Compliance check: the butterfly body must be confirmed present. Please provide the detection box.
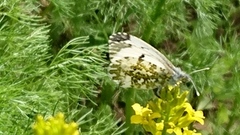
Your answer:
[108,32,198,95]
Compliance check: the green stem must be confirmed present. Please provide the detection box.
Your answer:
[162,89,171,135]
[124,88,136,134]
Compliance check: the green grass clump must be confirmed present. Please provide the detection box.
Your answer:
[1,0,240,134]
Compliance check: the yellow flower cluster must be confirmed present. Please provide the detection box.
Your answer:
[131,84,205,135]
[32,112,80,135]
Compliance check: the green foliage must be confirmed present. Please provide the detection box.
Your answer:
[1,0,240,134]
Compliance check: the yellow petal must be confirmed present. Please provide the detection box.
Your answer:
[156,122,164,130]
[194,111,205,125]
[132,103,143,115]
[150,112,161,119]
[173,127,182,135]
[142,107,152,115]
[131,115,143,124]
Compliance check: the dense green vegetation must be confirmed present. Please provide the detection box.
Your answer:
[1,0,240,134]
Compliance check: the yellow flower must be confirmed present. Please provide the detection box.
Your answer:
[156,122,164,130]
[178,103,205,127]
[130,83,205,135]
[131,103,152,124]
[132,103,152,116]
[183,127,202,135]
[33,112,80,135]
[131,103,162,133]
[193,111,205,125]
[166,122,182,135]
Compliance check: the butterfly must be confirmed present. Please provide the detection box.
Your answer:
[108,32,200,96]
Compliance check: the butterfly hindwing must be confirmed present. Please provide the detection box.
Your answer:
[109,56,171,89]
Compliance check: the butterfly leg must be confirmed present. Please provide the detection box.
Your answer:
[153,86,162,98]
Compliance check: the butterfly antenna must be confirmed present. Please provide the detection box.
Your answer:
[188,67,210,96]
[190,77,200,96]
[189,67,210,75]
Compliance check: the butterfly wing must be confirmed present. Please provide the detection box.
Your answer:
[108,32,181,89]
[108,32,200,96]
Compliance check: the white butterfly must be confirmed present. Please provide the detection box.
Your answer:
[108,32,200,96]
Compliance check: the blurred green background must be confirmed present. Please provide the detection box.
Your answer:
[1,0,240,134]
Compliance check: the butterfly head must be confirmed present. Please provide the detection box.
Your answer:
[172,67,190,82]
[172,67,200,96]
